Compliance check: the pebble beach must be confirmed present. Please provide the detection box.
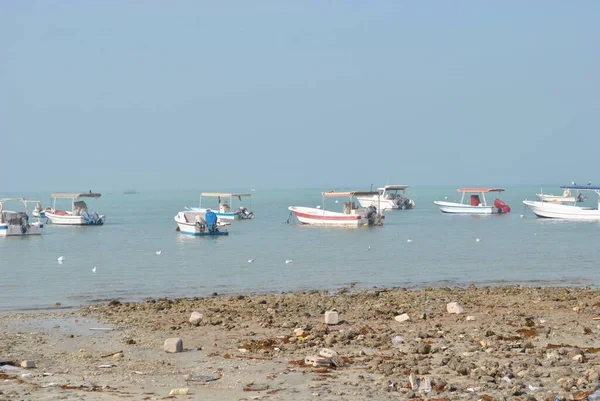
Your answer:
[2,285,600,401]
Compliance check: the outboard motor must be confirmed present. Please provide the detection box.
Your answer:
[396,197,415,210]
[83,211,94,224]
[20,214,29,234]
[364,205,378,226]
[236,207,254,219]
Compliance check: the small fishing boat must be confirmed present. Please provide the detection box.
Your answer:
[39,192,105,225]
[356,185,416,210]
[0,198,44,236]
[174,209,229,236]
[537,187,585,203]
[186,192,253,220]
[524,185,600,221]
[434,188,511,215]
[288,191,384,227]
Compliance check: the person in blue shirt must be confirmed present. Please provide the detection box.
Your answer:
[205,208,218,233]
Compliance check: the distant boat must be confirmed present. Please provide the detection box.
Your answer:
[356,185,416,211]
[524,185,600,221]
[124,190,140,195]
[434,188,511,215]
[40,192,105,225]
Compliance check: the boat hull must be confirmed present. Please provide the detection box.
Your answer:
[45,211,105,225]
[536,194,578,203]
[523,200,600,221]
[434,201,496,215]
[187,207,239,220]
[288,206,364,227]
[0,222,43,236]
[356,196,415,211]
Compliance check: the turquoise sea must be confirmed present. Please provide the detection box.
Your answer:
[1,186,600,312]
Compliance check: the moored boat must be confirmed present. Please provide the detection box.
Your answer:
[434,188,511,215]
[174,209,229,236]
[288,191,384,227]
[356,185,416,211]
[537,188,585,203]
[186,192,253,220]
[0,198,44,236]
[41,193,105,225]
[524,185,600,221]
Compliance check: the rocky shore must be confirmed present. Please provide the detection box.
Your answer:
[2,285,600,400]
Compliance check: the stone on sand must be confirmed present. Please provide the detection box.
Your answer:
[164,337,183,353]
[446,302,465,314]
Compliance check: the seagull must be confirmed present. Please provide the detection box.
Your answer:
[534,233,537,236]
[407,239,413,243]
[367,246,371,251]
[248,258,255,263]
[476,238,481,242]
[155,250,162,255]
[57,256,64,262]
[316,205,321,209]
[335,200,339,203]
[444,196,448,200]
[92,267,97,273]
[572,181,576,185]
[285,259,293,264]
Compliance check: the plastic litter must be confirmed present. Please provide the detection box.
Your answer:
[169,388,190,395]
[391,336,404,344]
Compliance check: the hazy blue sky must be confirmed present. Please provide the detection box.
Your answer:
[1,1,598,191]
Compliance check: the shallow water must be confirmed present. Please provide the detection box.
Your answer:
[1,187,599,311]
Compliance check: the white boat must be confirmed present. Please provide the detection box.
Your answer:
[356,185,415,210]
[40,192,105,225]
[524,185,600,221]
[174,210,229,236]
[0,198,44,236]
[288,191,384,227]
[186,192,253,220]
[434,188,511,215]
[536,188,585,203]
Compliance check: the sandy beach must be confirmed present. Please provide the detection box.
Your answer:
[2,285,600,401]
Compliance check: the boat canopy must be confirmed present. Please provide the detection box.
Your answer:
[51,192,102,199]
[322,191,380,197]
[201,192,251,197]
[560,185,600,191]
[458,188,505,193]
[382,185,409,190]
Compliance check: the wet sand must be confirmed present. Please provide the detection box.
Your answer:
[1,285,600,401]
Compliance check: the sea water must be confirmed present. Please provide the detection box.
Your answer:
[1,187,600,311]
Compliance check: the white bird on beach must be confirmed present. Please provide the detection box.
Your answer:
[57,256,64,262]
[92,266,97,273]
[285,259,293,264]
[248,258,255,263]
[407,239,413,243]
[156,250,162,255]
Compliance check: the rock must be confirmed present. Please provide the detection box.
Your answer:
[572,354,584,363]
[394,313,410,323]
[188,312,203,326]
[163,337,183,353]
[112,353,124,359]
[466,315,475,321]
[417,344,431,355]
[324,311,339,325]
[108,299,120,306]
[20,360,35,369]
[446,302,465,314]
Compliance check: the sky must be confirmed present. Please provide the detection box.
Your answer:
[1,1,599,191]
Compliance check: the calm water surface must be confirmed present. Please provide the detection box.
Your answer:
[1,187,599,311]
